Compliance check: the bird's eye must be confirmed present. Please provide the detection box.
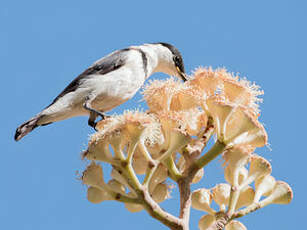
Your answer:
[173,56,180,66]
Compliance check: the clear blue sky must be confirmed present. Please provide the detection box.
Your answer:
[2,0,305,229]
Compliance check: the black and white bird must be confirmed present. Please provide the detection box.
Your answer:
[15,42,186,141]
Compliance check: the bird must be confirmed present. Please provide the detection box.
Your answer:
[14,42,187,141]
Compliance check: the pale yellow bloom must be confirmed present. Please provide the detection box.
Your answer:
[260,181,293,206]
[198,214,216,230]
[254,175,276,202]
[225,220,247,230]
[82,161,105,188]
[236,186,255,209]
[87,186,112,204]
[211,183,231,211]
[191,188,215,215]
[223,145,254,186]
[151,183,169,203]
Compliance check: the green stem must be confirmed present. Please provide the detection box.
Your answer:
[195,141,226,169]
[164,156,182,181]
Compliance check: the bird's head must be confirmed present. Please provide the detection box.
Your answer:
[149,42,187,82]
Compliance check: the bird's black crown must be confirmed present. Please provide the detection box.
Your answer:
[153,42,185,74]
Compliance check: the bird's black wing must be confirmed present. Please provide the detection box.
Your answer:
[49,49,129,105]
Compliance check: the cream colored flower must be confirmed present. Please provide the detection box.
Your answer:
[189,67,223,96]
[85,111,163,161]
[125,202,144,213]
[221,73,263,116]
[110,168,128,187]
[151,183,169,203]
[191,188,215,215]
[254,175,276,202]
[87,186,112,204]
[225,166,248,186]
[82,162,105,188]
[239,155,272,189]
[107,179,126,195]
[149,164,168,194]
[211,183,231,211]
[223,145,254,186]
[198,214,216,230]
[260,181,293,206]
[225,220,247,230]
[132,147,148,175]
[143,78,201,112]
[236,186,255,209]
[206,97,267,147]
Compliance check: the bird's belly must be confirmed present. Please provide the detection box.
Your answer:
[89,71,144,111]
[92,94,131,111]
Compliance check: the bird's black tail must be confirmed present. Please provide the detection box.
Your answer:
[15,116,41,141]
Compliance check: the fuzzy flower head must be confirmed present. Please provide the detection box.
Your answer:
[189,67,263,116]
[84,111,164,161]
[142,78,202,112]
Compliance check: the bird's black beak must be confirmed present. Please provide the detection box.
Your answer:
[176,67,187,82]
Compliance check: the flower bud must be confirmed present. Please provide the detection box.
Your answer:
[254,175,276,202]
[125,202,144,213]
[260,181,293,206]
[198,214,216,230]
[84,138,113,162]
[211,183,231,211]
[223,145,253,186]
[240,155,272,189]
[87,186,111,204]
[225,220,247,230]
[191,188,215,215]
[225,166,248,186]
[236,186,255,209]
[110,168,128,187]
[107,179,126,194]
[133,149,148,175]
[149,164,168,193]
[82,162,105,188]
[151,183,169,203]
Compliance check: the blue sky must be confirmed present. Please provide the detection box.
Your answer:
[2,0,305,229]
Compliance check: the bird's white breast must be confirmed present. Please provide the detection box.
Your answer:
[84,51,146,111]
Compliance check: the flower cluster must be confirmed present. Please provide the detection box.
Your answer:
[80,67,292,230]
